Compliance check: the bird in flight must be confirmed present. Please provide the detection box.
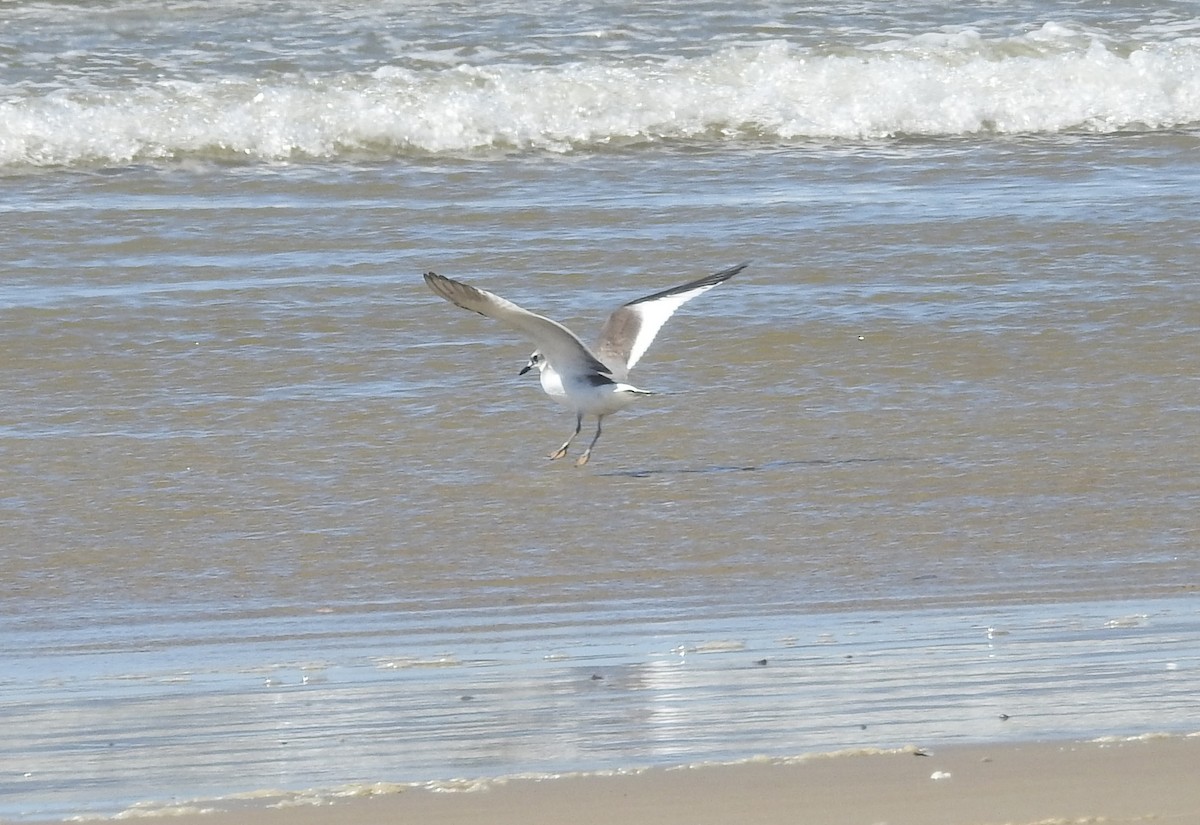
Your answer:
[423,262,746,465]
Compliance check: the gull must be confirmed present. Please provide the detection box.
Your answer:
[423,263,746,465]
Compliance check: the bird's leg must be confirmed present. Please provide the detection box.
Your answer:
[549,413,582,460]
[575,417,604,467]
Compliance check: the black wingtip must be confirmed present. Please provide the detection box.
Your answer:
[423,270,449,296]
[623,262,748,306]
[712,261,750,282]
[670,261,749,290]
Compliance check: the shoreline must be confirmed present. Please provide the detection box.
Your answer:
[35,734,1200,825]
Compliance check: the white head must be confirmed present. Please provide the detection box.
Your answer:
[518,350,547,376]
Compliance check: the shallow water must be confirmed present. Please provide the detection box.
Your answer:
[3,598,1197,819]
[2,0,1199,820]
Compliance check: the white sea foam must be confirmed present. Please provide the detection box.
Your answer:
[1,23,1198,166]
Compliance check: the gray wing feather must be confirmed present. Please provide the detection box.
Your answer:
[595,262,747,378]
[424,272,612,377]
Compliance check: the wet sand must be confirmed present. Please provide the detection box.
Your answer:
[5,36,1198,820]
[75,736,1199,825]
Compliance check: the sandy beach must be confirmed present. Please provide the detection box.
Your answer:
[63,735,1196,825]
[6,3,1199,823]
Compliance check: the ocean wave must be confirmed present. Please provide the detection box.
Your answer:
[2,24,1198,166]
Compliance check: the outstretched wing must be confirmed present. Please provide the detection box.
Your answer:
[594,262,747,379]
[424,272,612,377]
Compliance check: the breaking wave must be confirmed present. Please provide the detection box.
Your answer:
[3,23,1199,166]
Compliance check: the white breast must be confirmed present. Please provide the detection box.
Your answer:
[538,364,571,405]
